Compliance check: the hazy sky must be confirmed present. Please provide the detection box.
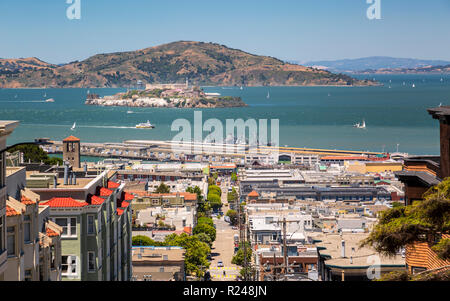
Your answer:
[1,0,449,64]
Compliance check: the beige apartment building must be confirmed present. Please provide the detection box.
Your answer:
[0,121,20,281]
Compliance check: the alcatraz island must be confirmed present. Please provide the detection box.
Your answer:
[85,82,248,109]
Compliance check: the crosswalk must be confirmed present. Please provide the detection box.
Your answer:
[210,267,238,271]
[212,274,237,279]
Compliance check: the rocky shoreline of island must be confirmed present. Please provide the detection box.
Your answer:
[84,85,248,108]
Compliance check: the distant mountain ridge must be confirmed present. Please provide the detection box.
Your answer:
[304,56,450,73]
[357,64,450,74]
[0,41,376,88]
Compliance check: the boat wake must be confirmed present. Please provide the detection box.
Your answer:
[23,124,137,129]
[1,100,47,103]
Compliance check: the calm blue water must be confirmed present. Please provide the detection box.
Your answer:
[1,74,449,155]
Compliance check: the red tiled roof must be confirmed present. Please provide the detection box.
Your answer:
[183,226,192,234]
[21,196,36,205]
[121,201,130,208]
[108,181,120,189]
[91,195,105,205]
[63,135,80,142]
[41,197,89,208]
[117,208,124,216]
[123,192,135,201]
[46,228,60,237]
[100,187,113,197]
[6,205,21,217]
[248,190,259,197]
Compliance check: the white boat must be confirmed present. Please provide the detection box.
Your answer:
[45,98,55,103]
[127,111,134,114]
[240,86,243,90]
[44,92,47,97]
[136,120,155,129]
[267,91,270,99]
[412,83,416,88]
[71,122,76,131]
[353,120,366,129]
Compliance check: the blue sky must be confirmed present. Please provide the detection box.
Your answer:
[0,0,449,64]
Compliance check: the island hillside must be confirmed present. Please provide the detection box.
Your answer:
[0,41,377,88]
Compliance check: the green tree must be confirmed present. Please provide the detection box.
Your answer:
[231,172,238,182]
[8,144,63,165]
[193,223,217,242]
[132,235,165,246]
[361,178,450,264]
[164,233,211,277]
[232,242,252,266]
[226,210,239,226]
[197,217,214,228]
[208,185,222,196]
[392,202,404,208]
[208,193,222,210]
[227,188,238,203]
[156,182,170,193]
[195,233,213,248]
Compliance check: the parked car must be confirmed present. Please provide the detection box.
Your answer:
[217,260,224,267]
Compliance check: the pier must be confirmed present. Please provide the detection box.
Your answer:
[41,139,386,163]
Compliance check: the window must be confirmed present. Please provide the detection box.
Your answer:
[54,217,77,237]
[98,247,102,267]
[24,269,32,281]
[7,226,15,256]
[50,246,55,269]
[159,267,165,273]
[87,215,95,235]
[24,214,31,243]
[0,216,4,252]
[62,255,78,276]
[97,212,102,233]
[88,251,96,272]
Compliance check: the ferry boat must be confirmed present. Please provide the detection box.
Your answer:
[136,120,155,129]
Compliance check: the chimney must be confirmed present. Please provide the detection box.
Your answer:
[341,240,346,258]
[53,175,58,188]
[64,163,69,185]
[73,173,77,185]
[84,162,88,173]
[428,107,450,178]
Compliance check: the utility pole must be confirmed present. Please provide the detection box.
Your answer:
[270,218,304,280]
[282,218,287,275]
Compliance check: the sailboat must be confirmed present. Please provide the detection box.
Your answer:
[360,119,366,129]
[267,91,270,99]
[240,86,243,90]
[71,122,76,131]
[353,119,366,129]
[412,83,416,88]
[44,92,47,98]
